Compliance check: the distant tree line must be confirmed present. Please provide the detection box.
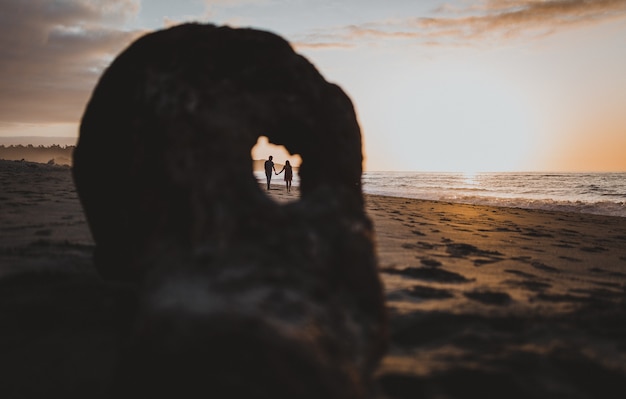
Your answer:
[0,145,75,166]
[0,145,300,170]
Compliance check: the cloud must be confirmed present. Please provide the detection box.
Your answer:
[0,0,143,125]
[291,22,425,51]
[296,0,626,49]
[344,24,423,40]
[291,41,355,50]
[413,0,626,42]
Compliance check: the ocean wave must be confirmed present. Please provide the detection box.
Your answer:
[364,190,626,218]
[361,171,626,217]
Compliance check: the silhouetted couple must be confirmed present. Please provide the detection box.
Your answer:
[264,155,293,193]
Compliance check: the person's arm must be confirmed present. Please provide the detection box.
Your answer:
[276,166,284,175]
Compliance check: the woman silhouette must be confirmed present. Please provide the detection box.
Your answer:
[276,160,293,193]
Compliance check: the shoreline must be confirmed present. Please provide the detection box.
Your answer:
[3,158,623,217]
[365,191,626,219]
[362,170,626,219]
[366,192,626,220]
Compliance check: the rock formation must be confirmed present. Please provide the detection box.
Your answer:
[73,23,387,398]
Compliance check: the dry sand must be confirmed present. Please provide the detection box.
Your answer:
[1,159,625,398]
[366,194,626,398]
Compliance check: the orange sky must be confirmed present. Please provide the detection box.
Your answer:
[1,0,625,172]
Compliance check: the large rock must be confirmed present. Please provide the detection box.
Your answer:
[73,23,387,398]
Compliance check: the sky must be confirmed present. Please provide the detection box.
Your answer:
[1,0,625,172]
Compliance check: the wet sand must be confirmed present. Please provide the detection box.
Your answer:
[1,159,625,398]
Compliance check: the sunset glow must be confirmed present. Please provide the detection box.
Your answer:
[251,136,302,168]
[1,0,625,172]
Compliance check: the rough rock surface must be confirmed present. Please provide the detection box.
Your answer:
[73,23,387,398]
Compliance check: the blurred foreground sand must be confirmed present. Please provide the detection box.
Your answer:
[1,159,625,398]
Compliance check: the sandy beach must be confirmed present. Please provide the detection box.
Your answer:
[1,159,625,398]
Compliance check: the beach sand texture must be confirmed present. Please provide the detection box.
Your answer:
[1,159,626,398]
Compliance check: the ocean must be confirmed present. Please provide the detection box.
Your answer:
[258,171,626,218]
[362,172,626,218]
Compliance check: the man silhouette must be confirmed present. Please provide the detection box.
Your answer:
[264,155,277,190]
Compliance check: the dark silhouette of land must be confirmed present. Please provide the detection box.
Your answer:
[0,144,74,165]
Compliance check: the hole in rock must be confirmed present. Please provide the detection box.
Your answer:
[251,136,302,202]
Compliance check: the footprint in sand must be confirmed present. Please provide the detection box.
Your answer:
[417,241,437,249]
[589,267,607,273]
[504,269,538,279]
[463,290,512,306]
[382,266,473,284]
[530,261,560,273]
[558,255,582,262]
[472,258,501,267]
[445,243,504,266]
[569,287,623,300]
[402,242,439,251]
[521,228,553,238]
[579,246,608,253]
[419,258,442,267]
[533,292,588,303]
[405,285,454,300]
[592,281,623,289]
[504,279,552,292]
[553,242,575,248]
[445,243,498,257]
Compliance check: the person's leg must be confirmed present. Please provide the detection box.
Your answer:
[266,173,271,190]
